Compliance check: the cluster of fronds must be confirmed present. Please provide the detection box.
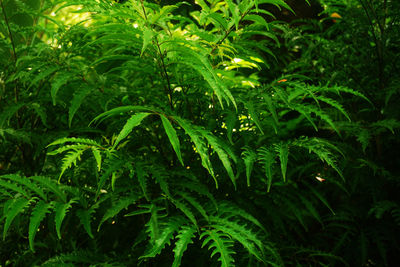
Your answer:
[1,0,399,266]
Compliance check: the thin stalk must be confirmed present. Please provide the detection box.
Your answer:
[1,0,17,63]
[155,37,173,110]
[359,0,384,91]
[210,9,250,55]
[140,0,173,109]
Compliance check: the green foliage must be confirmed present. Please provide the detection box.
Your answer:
[0,0,399,266]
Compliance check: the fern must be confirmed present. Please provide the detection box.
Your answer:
[76,208,95,238]
[59,149,86,181]
[3,197,33,240]
[112,112,152,149]
[201,229,236,267]
[29,200,53,252]
[1,0,398,265]
[54,199,76,239]
[257,146,276,192]
[242,146,257,186]
[160,114,184,166]
[141,217,183,259]
[172,226,197,267]
[98,194,139,231]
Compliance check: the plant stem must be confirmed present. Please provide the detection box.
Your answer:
[1,0,17,63]
[140,0,173,109]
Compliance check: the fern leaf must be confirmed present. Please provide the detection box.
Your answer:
[54,199,76,239]
[51,71,75,105]
[174,117,217,187]
[225,110,237,144]
[211,218,265,262]
[275,142,289,182]
[172,226,197,267]
[245,101,264,134]
[68,84,93,127]
[59,149,86,182]
[3,197,33,240]
[303,182,335,215]
[95,159,124,199]
[47,137,101,147]
[242,146,257,187]
[30,65,59,88]
[160,115,184,166]
[29,200,53,252]
[200,130,236,189]
[89,105,151,126]
[29,103,49,127]
[141,217,183,258]
[293,137,343,179]
[316,95,351,121]
[112,112,151,149]
[136,163,150,201]
[30,176,67,203]
[201,229,235,267]
[47,144,89,156]
[178,191,209,221]
[180,181,218,210]
[1,174,46,200]
[262,93,279,132]
[98,195,139,231]
[217,202,266,232]
[76,208,95,238]
[141,27,154,56]
[148,204,160,242]
[0,180,30,198]
[91,147,102,172]
[257,147,275,192]
[170,198,198,228]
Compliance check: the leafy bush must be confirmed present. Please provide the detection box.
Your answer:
[0,0,399,266]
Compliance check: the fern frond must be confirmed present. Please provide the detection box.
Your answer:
[174,116,217,187]
[0,174,46,200]
[201,229,236,267]
[51,71,76,105]
[170,198,198,228]
[29,200,53,252]
[91,147,102,171]
[178,191,209,221]
[292,137,343,179]
[172,225,197,267]
[180,181,218,210]
[54,199,76,239]
[200,130,237,189]
[211,217,265,263]
[136,163,150,201]
[68,84,93,127]
[217,202,266,232]
[160,114,184,166]
[274,142,289,182]
[76,208,95,238]
[89,105,152,126]
[112,112,152,149]
[98,195,139,231]
[141,217,183,259]
[47,137,101,148]
[59,149,87,181]
[30,176,67,203]
[257,147,276,192]
[242,146,257,186]
[3,197,34,240]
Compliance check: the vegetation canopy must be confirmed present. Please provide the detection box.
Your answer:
[0,0,399,266]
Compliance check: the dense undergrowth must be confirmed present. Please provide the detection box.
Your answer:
[0,0,399,266]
